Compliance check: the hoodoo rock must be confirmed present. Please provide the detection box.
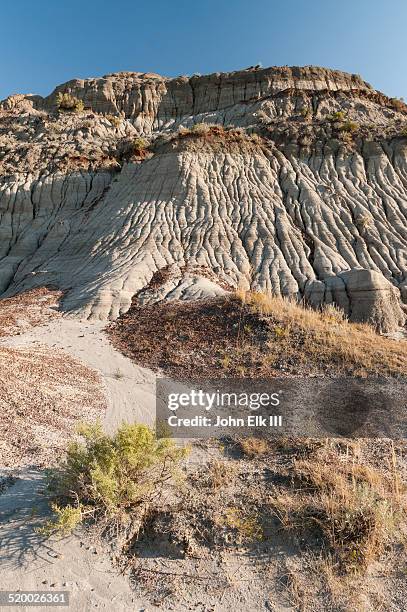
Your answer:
[0,66,406,331]
[308,269,406,333]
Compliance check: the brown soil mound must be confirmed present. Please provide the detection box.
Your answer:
[108,293,407,379]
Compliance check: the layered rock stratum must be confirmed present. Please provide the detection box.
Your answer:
[1,65,407,331]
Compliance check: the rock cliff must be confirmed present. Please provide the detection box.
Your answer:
[0,65,406,331]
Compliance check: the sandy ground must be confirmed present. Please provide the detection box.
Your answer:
[3,316,404,611]
[0,318,157,611]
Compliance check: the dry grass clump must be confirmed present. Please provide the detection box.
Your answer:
[239,436,270,457]
[272,441,405,573]
[105,113,122,128]
[205,459,237,489]
[320,302,347,323]
[237,290,406,377]
[190,122,213,135]
[56,92,84,113]
[216,506,263,543]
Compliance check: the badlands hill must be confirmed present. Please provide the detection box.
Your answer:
[0,65,407,331]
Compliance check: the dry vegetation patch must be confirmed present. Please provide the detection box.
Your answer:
[140,438,406,610]
[0,287,106,467]
[272,442,405,572]
[0,345,105,467]
[154,123,266,154]
[108,292,406,379]
[44,433,406,610]
[0,287,62,337]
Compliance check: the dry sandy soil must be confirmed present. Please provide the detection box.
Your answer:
[0,291,156,611]
[0,290,406,611]
[0,289,106,467]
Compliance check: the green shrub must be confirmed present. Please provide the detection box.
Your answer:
[328,111,346,122]
[42,422,187,536]
[105,114,122,128]
[39,504,83,536]
[339,120,358,133]
[56,92,84,113]
[133,137,147,153]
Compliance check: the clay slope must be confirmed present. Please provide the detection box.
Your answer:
[0,66,406,330]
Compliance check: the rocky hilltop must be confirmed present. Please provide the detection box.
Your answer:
[0,65,406,331]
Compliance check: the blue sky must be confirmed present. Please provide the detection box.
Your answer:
[1,0,406,100]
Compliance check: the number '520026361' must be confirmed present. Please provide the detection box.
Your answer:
[0,591,69,606]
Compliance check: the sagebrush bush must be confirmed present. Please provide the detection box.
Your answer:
[42,422,187,536]
[338,120,358,133]
[327,111,346,122]
[40,504,83,535]
[133,137,147,153]
[56,92,84,113]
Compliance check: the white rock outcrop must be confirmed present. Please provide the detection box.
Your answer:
[0,66,406,331]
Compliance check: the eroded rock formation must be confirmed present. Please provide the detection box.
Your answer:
[0,66,406,331]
